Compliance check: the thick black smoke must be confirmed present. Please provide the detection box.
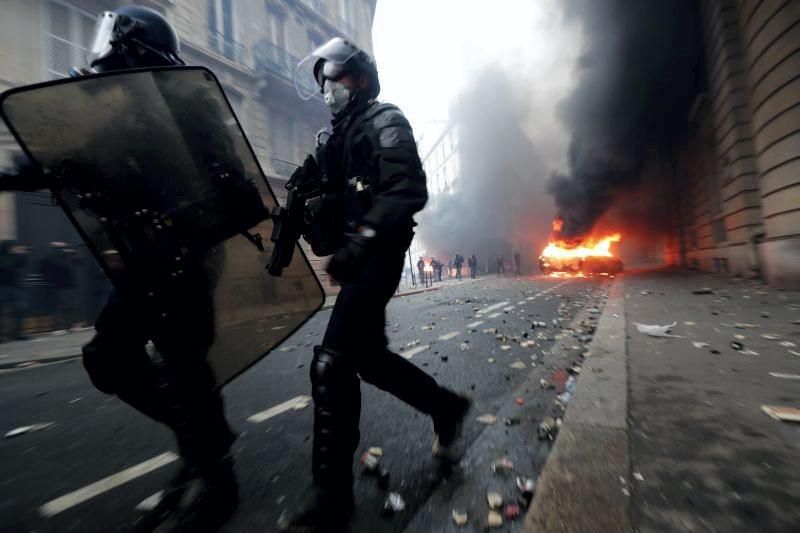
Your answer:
[550,0,704,239]
[416,67,551,268]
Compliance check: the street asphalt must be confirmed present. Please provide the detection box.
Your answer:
[0,274,606,533]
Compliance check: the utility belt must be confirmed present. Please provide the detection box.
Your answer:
[302,176,374,256]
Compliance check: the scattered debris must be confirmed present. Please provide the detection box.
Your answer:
[692,341,710,349]
[779,341,797,348]
[515,397,524,406]
[633,472,644,481]
[730,341,744,351]
[501,345,512,351]
[368,447,383,457]
[361,451,379,473]
[492,458,514,476]
[640,290,652,295]
[486,492,503,509]
[383,493,406,514]
[693,288,715,295]
[761,405,800,423]
[509,361,526,369]
[452,509,468,527]
[734,322,758,329]
[483,328,498,334]
[531,321,547,328]
[504,417,521,426]
[710,349,721,354]
[459,342,470,351]
[760,311,771,318]
[634,322,679,338]
[684,321,696,326]
[538,417,559,440]
[477,414,497,425]
[405,339,420,348]
[504,503,521,520]
[487,510,503,528]
[761,333,781,340]
[4,422,55,438]
[557,376,577,404]
[516,477,536,500]
[487,358,495,363]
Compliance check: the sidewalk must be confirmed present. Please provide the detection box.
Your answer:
[526,269,800,532]
[0,276,468,369]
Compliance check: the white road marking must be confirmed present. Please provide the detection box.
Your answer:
[476,301,510,315]
[488,312,502,318]
[768,372,800,380]
[247,395,312,423]
[401,344,430,359]
[39,452,179,517]
[439,331,460,341]
[466,320,485,329]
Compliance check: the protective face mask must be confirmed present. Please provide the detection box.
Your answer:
[323,79,351,114]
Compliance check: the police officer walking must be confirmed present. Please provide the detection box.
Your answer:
[13,6,239,530]
[284,38,472,531]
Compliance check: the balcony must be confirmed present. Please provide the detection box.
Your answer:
[254,40,299,83]
[208,28,246,65]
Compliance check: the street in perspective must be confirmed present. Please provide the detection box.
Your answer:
[1,1,799,532]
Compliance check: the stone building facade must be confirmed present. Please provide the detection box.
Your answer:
[682,0,800,288]
[0,0,376,299]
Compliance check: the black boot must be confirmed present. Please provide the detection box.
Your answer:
[153,456,239,533]
[278,486,355,533]
[431,393,472,475]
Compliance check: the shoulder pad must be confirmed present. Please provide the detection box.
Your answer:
[360,102,414,149]
[365,102,410,131]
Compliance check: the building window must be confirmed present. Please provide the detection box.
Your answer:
[43,1,95,80]
[208,0,239,61]
[270,12,288,51]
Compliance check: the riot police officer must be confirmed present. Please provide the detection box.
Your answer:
[39,6,237,530]
[283,38,472,531]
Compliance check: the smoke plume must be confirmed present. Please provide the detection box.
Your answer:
[549,0,704,239]
[416,67,552,267]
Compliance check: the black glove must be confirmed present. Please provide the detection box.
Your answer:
[326,230,373,283]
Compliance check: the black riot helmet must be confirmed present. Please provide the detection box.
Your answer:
[88,5,184,72]
[294,37,380,101]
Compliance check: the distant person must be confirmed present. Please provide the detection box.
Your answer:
[0,240,31,341]
[40,242,78,332]
[470,254,478,278]
[453,252,464,280]
[497,255,505,276]
[514,251,522,275]
[417,256,425,285]
[446,259,453,279]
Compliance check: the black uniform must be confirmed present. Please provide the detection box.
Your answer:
[307,99,467,494]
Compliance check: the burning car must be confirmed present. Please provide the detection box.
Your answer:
[539,220,623,275]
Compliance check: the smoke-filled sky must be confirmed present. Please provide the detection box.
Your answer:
[373,0,582,174]
[372,0,703,266]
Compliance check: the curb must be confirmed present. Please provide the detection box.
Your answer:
[0,353,82,370]
[524,276,632,532]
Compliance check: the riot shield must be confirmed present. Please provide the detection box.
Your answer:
[0,66,324,386]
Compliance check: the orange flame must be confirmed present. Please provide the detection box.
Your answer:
[541,233,621,259]
[552,219,564,233]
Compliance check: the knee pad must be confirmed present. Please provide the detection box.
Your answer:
[81,338,120,394]
[310,345,357,400]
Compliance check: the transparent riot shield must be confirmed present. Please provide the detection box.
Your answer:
[0,67,324,386]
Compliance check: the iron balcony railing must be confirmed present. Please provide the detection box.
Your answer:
[254,39,299,82]
[208,28,246,64]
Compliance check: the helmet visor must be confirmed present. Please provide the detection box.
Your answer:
[294,37,358,100]
[87,12,117,66]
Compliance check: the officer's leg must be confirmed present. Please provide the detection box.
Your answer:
[309,345,361,490]
[152,304,238,527]
[82,292,175,426]
[329,255,470,446]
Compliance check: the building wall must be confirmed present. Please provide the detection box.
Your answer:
[685,0,800,287]
[736,0,800,288]
[0,0,376,296]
